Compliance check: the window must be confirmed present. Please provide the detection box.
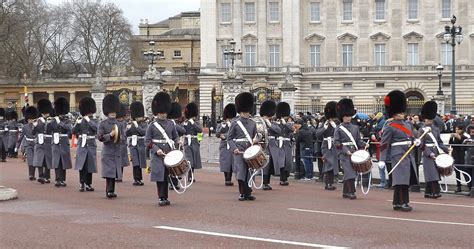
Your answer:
[173,50,182,58]
[376,82,385,88]
[407,43,419,65]
[220,3,231,23]
[374,44,386,66]
[244,2,256,22]
[441,43,452,65]
[342,44,353,67]
[221,45,230,68]
[442,82,451,88]
[442,0,451,19]
[244,45,257,66]
[269,45,280,67]
[408,0,418,19]
[342,0,352,21]
[269,2,279,22]
[375,0,385,20]
[311,83,321,90]
[310,45,321,67]
[310,2,321,22]
[343,83,353,89]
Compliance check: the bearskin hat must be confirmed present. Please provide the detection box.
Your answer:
[0,108,4,117]
[79,97,96,116]
[235,92,254,113]
[152,91,172,115]
[168,102,182,120]
[130,101,144,120]
[9,110,18,120]
[102,94,120,116]
[54,97,69,115]
[24,106,38,121]
[324,101,338,119]
[223,104,236,120]
[276,102,291,119]
[185,102,199,119]
[117,104,127,119]
[336,98,355,119]
[259,100,276,117]
[421,100,438,120]
[37,99,53,115]
[384,90,407,118]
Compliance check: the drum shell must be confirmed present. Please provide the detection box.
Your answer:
[435,154,454,177]
[164,151,189,177]
[244,146,268,170]
[350,150,373,174]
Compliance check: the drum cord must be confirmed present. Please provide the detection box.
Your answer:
[248,168,264,189]
[355,172,372,195]
[440,177,449,193]
[453,166,472,184]
[169,162,194,195]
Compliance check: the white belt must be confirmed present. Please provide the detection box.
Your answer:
[81,135,96,139]
[43,134,52,138]
[25,137,35,142]
[342,142,355,146]
[234,138,249,143]
[59,134,69,137]
[9,130,18,133]
[268,136,291,148]
[391,141,412,146]
[185,135,198,146]
[324,137,333,149]
[425,143,437,148]
[152,139,169,144]
[128,136,145,139]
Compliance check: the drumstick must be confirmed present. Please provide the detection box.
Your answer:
[389,127,431,175]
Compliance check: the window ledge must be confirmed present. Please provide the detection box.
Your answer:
[341,20,354,24]
[172,56,182,59]
[220,22,232,26]
[407,19,419,24]
[441,18,451,22]
[309,21,321,24]
[268,21,280,24]
[244,21,256,25]
[374,20,386,24]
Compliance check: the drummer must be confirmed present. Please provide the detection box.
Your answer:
[260,100,281,191]
[227,92,258,201]
[334,98,367,200]
[379,90,419,211]
[167,102,186,190]
[419,101,449,199]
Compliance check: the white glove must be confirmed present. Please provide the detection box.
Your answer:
[330,120,336,128]
[281,119,286,125]
[84,116,90,122]
[378,161,386,170]
[132,121,138,128]
[14,147,17,153]
[323,121,329,129]
[265,119,271,127]
[226,121,231,127]
[189,119,195,125]
[4,127,8,132]
[126,124,132,130]
[33,121,38,127]
[76,118,82,125]
[54,117,60,124]
[414,138,421,147]
[39,117,45,123]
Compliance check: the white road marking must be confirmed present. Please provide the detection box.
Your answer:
[289,208,474,227]
[386,200,474,208]
[154,225,347,248]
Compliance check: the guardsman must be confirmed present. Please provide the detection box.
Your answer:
[18,106,38,180]
[145,92,178,206]
[126,102,147,186]
[420,101,449,199]
[216,104,236,186]
[316,101,339,190]
[167,102,185,190]
[0,108,6,162]
[7,110,19,158]
[116,104,129,182]
[73,97,98,192]
[98,94,122,198]
[334,98,366,200]
[33,99,53,184]
[379,90,419,211]
[260,100,282,190]
[275,102,294,186]
[227,92,257,201]
[183,102,202,182]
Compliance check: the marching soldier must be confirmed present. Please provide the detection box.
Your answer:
[73,97,98,192]
[98,94,122,198]
[420,101,449,199]
[216,103,236,186]
[167,102,185,190]
[18,106,38,180]
[126,102,147,186]
[7,110,19,158]
[33,99,53,184]
[334,98,366,200]
[116,104,129,182]
[316,101,339,190]
[0,108,6,162]
[145,92,178,206]
[49,97,73,187]
[276,102,294,186]
[379,90,419,211]
[183,102,202,182]
[260,100,282,190]
[227,92,257,201]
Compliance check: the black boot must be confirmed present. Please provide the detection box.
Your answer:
[79,183,85,192]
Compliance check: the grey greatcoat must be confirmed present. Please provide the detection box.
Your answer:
[182,120,202,169]
[7,120,20,149]
[72,118,98,173]
[419,124,449,182]
[263,121,283,175]
[118,121,130,168]
[380,120,418,186]
[216,121,234,173]
[98,118,122,178]
[316,121,339,175]
[279,122,295,173]
[334,122,366,181]
[0,119,6,154]
[33,117,53,168]
[126,121,147,168]
[17,123,35,166]
[227,116,257,181]
[145,118,178,182]
[48,117,73,169]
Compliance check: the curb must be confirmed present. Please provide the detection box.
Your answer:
[0,186,18,201]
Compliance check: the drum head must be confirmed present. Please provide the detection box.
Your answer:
[243,145,261,159]
[164,150,184,166]
[435,154,454,168]
[351,150,370,164]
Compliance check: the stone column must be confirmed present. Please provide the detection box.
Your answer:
[279,83,297,114]
[188,89,195,103]
[47,91,54,102]
[142,79,164,117]
[222,78,246,108]
[68,91,76,110]
[434,94,446,115]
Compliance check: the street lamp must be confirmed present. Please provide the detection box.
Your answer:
[436,63,444,96]
[442,15,463,114]
[223,40,242,70]
[143,40,163,67]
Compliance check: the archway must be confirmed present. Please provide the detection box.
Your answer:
[405,90,425,115]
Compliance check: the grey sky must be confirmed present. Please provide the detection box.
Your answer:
[46,0,201,34]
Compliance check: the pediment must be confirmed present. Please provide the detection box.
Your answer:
[370,32,391,41]
[337,32,358,41]
[403,31,424,40]
[242,33,258,40]
[304,33,326,41]
[435,31,447,39]
[470,33,474,38]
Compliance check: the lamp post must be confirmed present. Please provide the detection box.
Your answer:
[442,15,463,114]
[436,63,444,96]
[143,40,163,68]
[223,40,242,73]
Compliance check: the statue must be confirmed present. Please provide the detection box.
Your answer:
[143,64,161,80]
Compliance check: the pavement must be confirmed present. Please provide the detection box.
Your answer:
[1,156,473,249]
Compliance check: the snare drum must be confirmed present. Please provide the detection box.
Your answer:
[435,154,454,177]
[164,150,189,177]
[243,145,268,170]
[350,150,373,174]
